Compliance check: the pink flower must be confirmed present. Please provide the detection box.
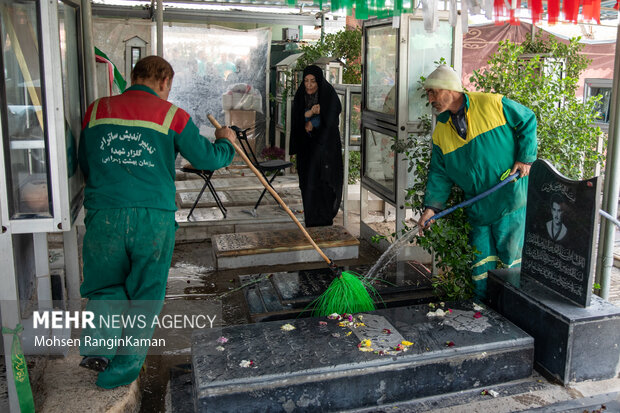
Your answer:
[473,312,482,319]
[319,321,327,326]
[216,336,228,344]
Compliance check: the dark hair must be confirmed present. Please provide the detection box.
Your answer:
[131,55,175,84]
[550,192,564,207]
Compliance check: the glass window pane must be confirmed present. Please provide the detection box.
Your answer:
[590,86,611,123]
[58,1,83,215]
[350,93,361,146]
[131,46,140,69]
[365,25,397,114]
[364,128,395,192]
[1,2,51,218]
[407,20,453,121]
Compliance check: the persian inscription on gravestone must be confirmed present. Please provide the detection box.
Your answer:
[521,160,600,307]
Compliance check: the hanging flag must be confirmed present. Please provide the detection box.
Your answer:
[547,0,560,24]
[563,0,580,23]
[94,47,127,95]
[529,0,543,23]
[582,0,601,23]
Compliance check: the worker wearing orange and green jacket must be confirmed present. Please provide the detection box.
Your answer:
[78,55,236,389]
[418,65,537,299]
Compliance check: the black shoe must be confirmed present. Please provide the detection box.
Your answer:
[79,356,110,372]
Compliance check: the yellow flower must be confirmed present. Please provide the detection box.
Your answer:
[401,341,413,346]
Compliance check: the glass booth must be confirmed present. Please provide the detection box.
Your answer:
[0,0,85,234]
[361,12,462,241]
[334,83,361,227]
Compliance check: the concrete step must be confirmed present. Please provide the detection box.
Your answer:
[190,300,534,412]
[211,225,359,270]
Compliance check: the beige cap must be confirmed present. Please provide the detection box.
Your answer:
[424,64,463,92]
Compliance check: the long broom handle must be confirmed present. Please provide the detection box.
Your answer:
[207,114,333,266]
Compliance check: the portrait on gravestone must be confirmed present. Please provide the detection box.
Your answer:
[545,192,569,244]
[521,160,600,307]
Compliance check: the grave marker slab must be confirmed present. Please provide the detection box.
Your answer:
[521,159,600,307]
[192,302,533,412]
[212,225,359,269]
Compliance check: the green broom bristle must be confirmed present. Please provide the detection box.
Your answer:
[310,271,379,317]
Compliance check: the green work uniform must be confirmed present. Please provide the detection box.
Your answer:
[424,92,537,298]
[78,85,235,388]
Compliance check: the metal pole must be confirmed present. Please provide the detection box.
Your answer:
[595,21,620,300]
[81,0,97,103]
[156,0,164,57]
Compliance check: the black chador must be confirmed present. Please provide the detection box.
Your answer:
[290,65,344,227]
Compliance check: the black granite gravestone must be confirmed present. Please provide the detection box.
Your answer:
[487,159,620,385]
[191,302,533,412]
[521,159,600,307]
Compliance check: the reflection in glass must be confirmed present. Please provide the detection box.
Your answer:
[131,47,141,69]
[165,24,270,155]
[58,1,83,217]
[407,20,453,120]
[364,128,395,192]
[590,86,611,123]
[1,2,51,218]
[365,25,397,114]
[350,93,361,146]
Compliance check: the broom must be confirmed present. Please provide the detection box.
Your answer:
[207,114,377,316]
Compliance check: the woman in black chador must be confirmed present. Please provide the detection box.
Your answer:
[290,65,343,227]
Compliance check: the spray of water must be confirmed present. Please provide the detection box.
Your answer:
[363,225,420,281]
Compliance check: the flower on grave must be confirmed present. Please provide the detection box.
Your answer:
[473,303,484,312]
[358,339,372,348]
[327,313,341,320]
[338,321,348,327]
[281,323,296,331]
[445,341,455,347]
[394,344,403,351]
[319,321,328,326]
[239,360,255,368]
[354,322,365,328]
[345,331,352,337]
[216,336,228,344]
[401,341,413,347]
[473,312,482,319]
[428,302,436,309]
[447,309,453,314]
[382,328,392,335]
[440,302,445,307]
[215,346,225,352]
[359,346,374,352]
[332,333,341,338]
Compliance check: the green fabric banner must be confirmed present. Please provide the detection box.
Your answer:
[2,324,35,413]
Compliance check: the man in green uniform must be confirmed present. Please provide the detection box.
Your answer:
[78,55,236,388]
[418,65,537,299]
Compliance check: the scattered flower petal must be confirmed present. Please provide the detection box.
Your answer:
[473,312,482,319]
[215,346,225,352]
[319,321,328,326]
[332,333,341,338]
[382,328,392,335]
[345,331,352,337]
[358,339,372,348]
[216,336,228,344]
[354,322,365,328]
[445,341,455,347]
[473,303,484,312]
[481,390,489,396]
[338,321,348,327]
[281,323,296,331]
[327,313,340,320]
[239,360,255,368]
[447,309,453,314]
[429,303,436,309]
[401,341,413,347]
[359,347,374,352]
